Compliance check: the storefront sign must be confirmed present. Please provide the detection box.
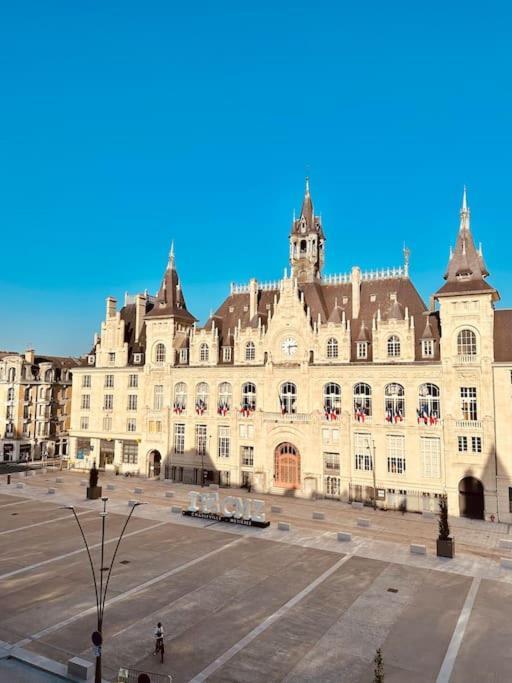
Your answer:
[182,491,269,528]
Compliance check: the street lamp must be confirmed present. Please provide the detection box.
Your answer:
[62,498,145,683]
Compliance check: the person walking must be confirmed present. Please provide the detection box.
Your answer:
[153,622,164,663]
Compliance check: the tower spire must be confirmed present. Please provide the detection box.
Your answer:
[168,240,175,270]
[459,186,470,232]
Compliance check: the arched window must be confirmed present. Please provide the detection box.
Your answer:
[326,338,338,359]
[354,383,372,420]
[457,329,477,356]
[387,335,401,357]
[323,383,341,419]
[7,388,14,401]
[173,382,187,413]
[300,239,307,254]
[418,383,441,424]
[280,382,297,414]
[7,368,16,383]
[44,369,53,382]
[40,387,47,399]
[24,386,30,401]
[195,382,209,414]
[218,382,232,415]
[155,343,166,364]
[199,343,209,362]
[385,383,405,422]
[245,341,256,361]
[241,382,256,413]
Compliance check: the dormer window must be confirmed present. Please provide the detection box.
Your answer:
[356,342,368,359]
[108,352,116,365]
[456,271,471,281]
[387,335,401,358]
[370,295,376,303]
[179,348,189,364]
[222,347,232,362]
[87,355,95,366]
[422,339,434,358]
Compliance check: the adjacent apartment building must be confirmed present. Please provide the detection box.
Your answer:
[68,182,512,522]
[0,350,80,461]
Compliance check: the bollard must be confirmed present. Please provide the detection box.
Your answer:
[337,532,352,542]
[56,477,64,483]
[277,521,290,531]
[500,557,512,570]
[312,512,325,520]
[499,539,512,550]
[271,505,282,513]
[16,482,24,489]
[128,500,137,507]
[107,484,115,491]
[410,544,427,555]
[165,491,174,498]
[134,487,144,494]
[171,506,182,513]
[357,518,370,527]
[48,488,56,494]
[351,501,364,510]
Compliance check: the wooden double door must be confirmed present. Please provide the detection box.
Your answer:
[274,442,300,489]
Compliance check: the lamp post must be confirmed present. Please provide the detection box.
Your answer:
[62,498,145,683]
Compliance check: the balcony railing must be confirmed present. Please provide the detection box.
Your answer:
[263,412,311,423]
[456,419,482,429]
[455,354,479,364]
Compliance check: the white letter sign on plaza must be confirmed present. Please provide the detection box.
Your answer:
[183,491,269,528]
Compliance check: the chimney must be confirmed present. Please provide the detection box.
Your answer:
[351,266,361,319]
[25,348,35,364]
[249,278,258,319]
[106,297,117,319]
[135,294,146,343]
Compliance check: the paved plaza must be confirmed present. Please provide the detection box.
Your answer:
[0,471,512,682]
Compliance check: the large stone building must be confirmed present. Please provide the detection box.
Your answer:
[68,182,512,521]
[0,350,79,462]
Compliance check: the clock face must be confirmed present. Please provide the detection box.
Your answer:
[282,336,298,357]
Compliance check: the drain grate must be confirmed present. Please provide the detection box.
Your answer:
[387,588,398,593]
[120,560,130,565]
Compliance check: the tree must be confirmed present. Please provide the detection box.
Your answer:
[374,648,384,682]
[438,494,450,540]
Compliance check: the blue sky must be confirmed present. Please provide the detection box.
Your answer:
[1,1,511,355]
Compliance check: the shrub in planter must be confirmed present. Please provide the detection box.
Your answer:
[87,462,102,500]
[436,494,454,558]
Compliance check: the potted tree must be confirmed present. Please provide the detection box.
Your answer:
[374,648,384,682]
[86,462,102,500]
[436,494,454,558]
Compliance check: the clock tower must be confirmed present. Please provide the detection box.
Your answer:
[289,178,325,283]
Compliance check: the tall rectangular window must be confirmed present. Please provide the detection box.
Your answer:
[128,374,138,388]
[421,437,441,479]
[218,426,230,458]
[354,433,373,470]
[105,374,114,388]
[241,445,254,466]
[387,435,406,474]
[460,387,478,420]
[82,375,91,388]
[471,436,482,453]
[80,394,90,410]
[102,416,112,431]
[127,395,138,411]
[80,416,89,430]
[108,352,116,365]
[195,424,207,456]
[458,436,468,452]
[153,385,164,411]
[323,452,340,472]
[103,394,114,410]
[127,418,137,432]
[422,339,434,358]
[356,342,368,360]
[122,441,138,464]
[174,424,185,454]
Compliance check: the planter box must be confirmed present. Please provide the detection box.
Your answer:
[436,538,455,558]
[86,486,102,500]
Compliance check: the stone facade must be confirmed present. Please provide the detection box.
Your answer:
[0,349,79,461]
[68,183,512,522]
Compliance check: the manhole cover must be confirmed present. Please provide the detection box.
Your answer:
[387,588,398,593]
[120,560,130,565]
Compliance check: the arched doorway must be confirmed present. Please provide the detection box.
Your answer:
[274,443,300,489]
[148,450,162,478]
[459,477,484,519]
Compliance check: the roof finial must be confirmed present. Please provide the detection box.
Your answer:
[403,243,410,276]
[459,186,470,232]
[168,240,175,269]
[305,176,310,195]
